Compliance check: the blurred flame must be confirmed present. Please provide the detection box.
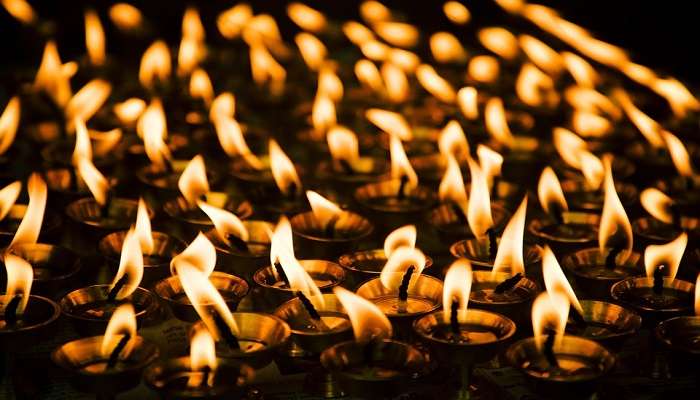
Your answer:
[188,325,218,387]
[384,225,416,257]
[493,197,528,276]
[182,7,205,41]
[2,254,33,315]
[467,157,493,239]
[306,190,343,228]
[380,62,409,103]
[438,120,469,160]
[109,3,142,31]
[110,227,144,300]
[477,145,504,189]
[640,188,674,224]
[72,117,92,164]
[355,59,384,93]
[114,98,146,126]
[269,139,301,197]
[443,1,470,25]
[366,108,411,140]
[579,151,604,189]
[515,63,558,107]
[360,1,391,24]
[10,173,47,247]
[171,233,217,277]
[178,155,210,206]
[213,116,257,163]
[287,2,326,33]
[295,33,327,71]
[85,10,106,66]
[189,69,214,106]
[571,111,611,138]
[135,198,153,255]
[561,52,599,88]
[327,125,360,166]
[416,64,456,103]
[478,27,518,60]
[210,92,235,123]
[0,181,21,221]
[34,41,73,107]
[318,65,344,102]
[343,21,375,45]
[333,286,392,343]
[430,32,467,63]
[564,87,621,120]
[374,21,419,48]
[270,216,294,267]
[644,233,687,280]
[65,79,112,131]
[442,259,472,324]
[388,48,420,72]
[0,97,21,155]
[553,127,586,169]
[311,93,336,140]
[537,167,568,216]
[217,4,252,39]
[468,55,500,84]
[457,87,479,120]
[613,89,665,149]
[101,304,137,360]
[360,40,390,61]
[518,35,563,76]
[484,97,515,147]
[178,37,203,77]
[380,246,426,291]
[389,134,418,190]
[1,0,36,24]
[531,292,569,351]
[249,43,286,95]
[76,157,109,206]
[599,156,633,263]
[139,41,171,89]
[542,245,582,314]
[198,200,249,245]
[438,155,468,218]
[663,131,695,178]
[138,99,172,170]
[651,78,700,119]
[494,0,525,13]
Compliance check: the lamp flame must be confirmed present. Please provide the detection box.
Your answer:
[467,157,493,239]
[416,64,456,103]
[561,52,599,88]
[327,125,360,167]
[109,3,142,32]
[518,35,563,76]
[516,63,558,107]
[663,131,695,178]
[542,245,582,314]
[644,233,687,281]
[599,156,633,263]
[135,198,154,255]
[189,69,214,107]
[373,21,419,48]
[343,21,375,45]
[295,33,327,71]
[383,225,416,257]
[439,155,469,218]
[564,87,620,120]
[0,181,21,221]
[287,2,326,33]
[457,87,479,120]
[640,188,674,224]
[318,65,344,102]
[138,99,172,171]
[76,157,109,206]
[613,89,665,149]
[198,200,249,246]
[188,325,218,387]
[114,98,146,126]
[438,120,469,160]
[1,0,36,24]
[269,139,301,197]
[139,41,171,89]
[0,97,20,155]
[34,41,73,107]
[110,227,144,300]
[430,32,467,63]
[478,27,518,60]
[210,92,235,123]
[493,197,528,276]
[468,55,500,84]
[306,190,343,228]
[311,93,336,140]
[389,134,418,191]
[579,151,604,190]
[379,247,426,291]
[571,111,612,138]
[178,155,210,206]
[85,9,106,66]
[537,167,568,216]
[333,286,392,343]
[217,4,251,39]
[484,97,515,147]
[213,116,263,170]
[101,304,137,360]
[380,62,409,103]
[443,1,470,25]
[651,78,700,119]
[10,173,47,248]
[531,291,569,351]
[553,127,586,170]
[171,233,217,277]
[355,59,383,93]
[65,79,112,132]
[477,145,504,189]
[442,259,473,324]
[360,1,391,24]
[3,254,33,315]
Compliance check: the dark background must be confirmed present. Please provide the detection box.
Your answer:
[1,0,697,97]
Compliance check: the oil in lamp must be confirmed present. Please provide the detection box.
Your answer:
[174,263,290,370]
[99,198,185,287]
[338,224,434,289]
[321,286,429,399]
[611,233,695,324]
[562,157,643,298]
[414,259,517,399]
[634,187,699,249]
[155,233,249,321]
[61,228,159,335]
[354,133,436,236]
[144,323,255,399]
[528,166,599,254]
[1,175,60,245]
[199,201,274,282]
[253,216,345,310]
[1,253,61,350]
[52,303,159,397]
[290,190,374,259]
[355,245,442,337]
[505,292,615,398]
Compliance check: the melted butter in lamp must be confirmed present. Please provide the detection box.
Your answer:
[372,295,435,315]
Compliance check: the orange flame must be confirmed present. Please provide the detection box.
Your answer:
[76,157,109,206]
[198,200,249,245]
[295,33,327,71]
[85,9,106,66]
[360,40,390,61]
[135,198,154,255]
[695,274,700,316]
[484,97,515,147]
[287,2,326,33]
[542,245,582,314]
[318,65,344,102]
[0,97,21,155]
[34,41,73,107]
[388,48,420,72]
[171,232,217,277]
[518,35,563,76]
[373,21,419,48]
[515,63,558,107]
[109,227,144,300]
[210,92,235,123]
[640,188,674,224]
[467,157,493,239]
[613,89,665,149]
[213,115,263,169]
[333,286,392,343]
[438,155,468,218]
[442,259,473,323]
[10,173,47,247]
[477,145,504,189]
[269,139,302,197]
[311,93,336,140]
[493,197,528,276]
[138,99,172,170]
[389,134,418,190]
[564,87,621,120]
[249,43,286,96]
[416,64,456,103]
[0,181,21,221]
[109,3,143,31]
[443,1,471,25]
[1,0,36,24]
[644,233,687,280]
[101,304,137,360]
[65,79,112,132]
[355,59,384,93]
[531,291,569,351]
[383,225,416,257]
[366,108,411,140]
[178,155,210,206]
[651,78,700,119]
[537,167,568,216]
[182,7,205,41]
[561,52,599,88]
[327,126,360,166]
[270,216,295,267]
[139,41,171,89]
[380,62,409,103]
[599,156,633,263]
[430,32,467,63]
[189,69,214,107]
[552,127,586,170]
[571,111,612,138]
[360,1,391,24]
[342,21,375,45]
[217,3,252,39]
[72,117,92,165]
[579,151,604,190]
[468,55,500,84]
[178,37,202,77]
[457,87,479,120]
[663,131,695,178]
[114,98,146,126]
[477,27,519,60]
[379,246,426,291]
[306,190,343,228]
[438,120,469,160]
[2,254,33,315]
[188,325,218,387]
